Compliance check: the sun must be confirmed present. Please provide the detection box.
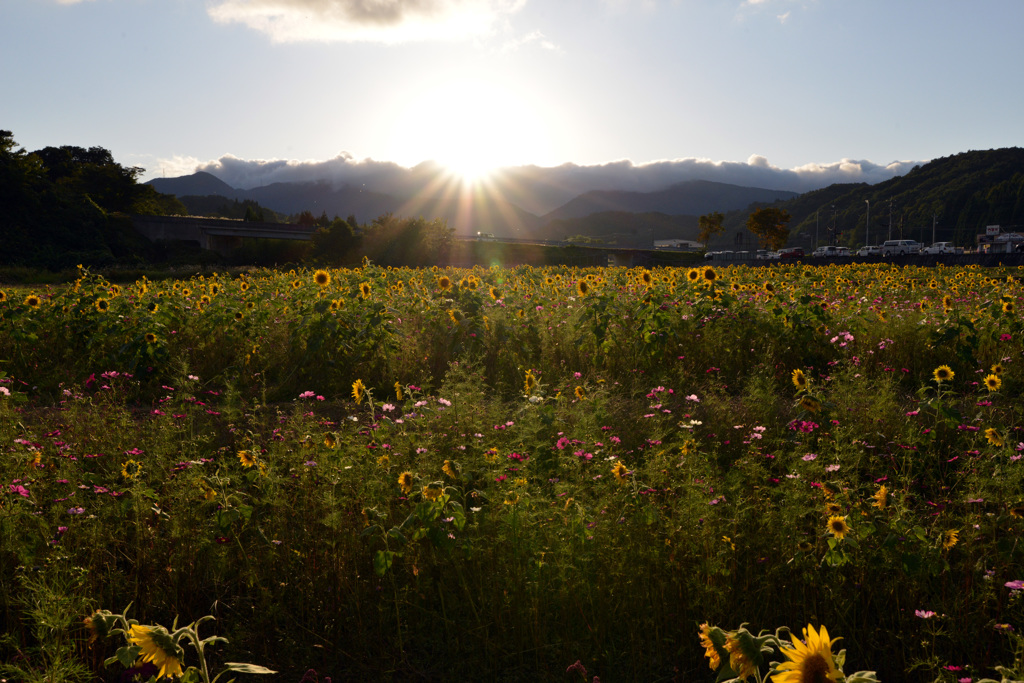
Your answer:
[388,75,549,184]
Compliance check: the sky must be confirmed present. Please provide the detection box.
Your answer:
[4,0,1024,195]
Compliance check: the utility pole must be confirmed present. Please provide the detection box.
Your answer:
[865,200,870,247]
[888,199,892,241]
[932,214,938,245]
[815,210,819,248]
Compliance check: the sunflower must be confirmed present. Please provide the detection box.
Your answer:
[352,379,366,404]
[314,269,331,287]
[1003,301,1014,314]
[611,461,629,484]
[24,294,42,309]
[680,439,697,456]
[984,374,1002,392]
[437,275,452,291]
[524,370,536,395]
[209,283,220,296]
[686,268,701,283]
[146,301,159,313]
[991,363,1004,375]
[238,450,257,468]
[933,365,954,383]
[442,460,457,479]
[773,624,841,683]
[121,459,142,480]
[128,625,184,680]
[394,382,404,401]
[490,286,501,300]
[826,515,849,540]
[234,311,244,321]
[576,280,589,297]
[872,485,888,510]
[702,267,717,283]
[943,529,959,550]
[825,502,842,516]
[398,471,414,495]
[641,270,653,286]
[698,623,722,671]
[942,295,953,311]
[324,433,336,448]
[291,279,302,289]
[359,282,372,299]
[0,290,7,302]
[799,396,822,414]
[95,298,110,312]
[1009,503,1024,519]
[574,386,586,400]
[422,484,443,501]
[240,281,250,292]
[725,635,758,681]
[791,369,808,391]
[144,332,158,344]
[984,428,1004,447]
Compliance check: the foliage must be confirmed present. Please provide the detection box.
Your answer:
[698,210,726,246]
[746,206,792,249]
[0,260,1023,681]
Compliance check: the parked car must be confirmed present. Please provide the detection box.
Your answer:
[778,247,804,259]
[881,239,922,256]
[857,245,881,257]
[836,247,851,257]
[922,242,962,255]
[811,245,849,258]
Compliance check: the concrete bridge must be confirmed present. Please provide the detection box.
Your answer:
[131,215,317,256]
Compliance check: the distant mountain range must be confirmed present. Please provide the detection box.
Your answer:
[147,171,797,244]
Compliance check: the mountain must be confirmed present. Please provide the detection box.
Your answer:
[542,180,798,222]
[713,148,1024,249]
[148,171,239,199]
[148,171,797,240]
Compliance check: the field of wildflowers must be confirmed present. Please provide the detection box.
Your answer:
[1,260,1023,682]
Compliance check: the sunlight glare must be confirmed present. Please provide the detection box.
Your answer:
[389,77,548,184]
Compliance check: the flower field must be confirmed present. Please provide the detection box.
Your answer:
[1,261,1023,682]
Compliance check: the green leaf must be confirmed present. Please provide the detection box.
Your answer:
[114,644,142,668]
[373,549,395,577]
[223,662,278,674]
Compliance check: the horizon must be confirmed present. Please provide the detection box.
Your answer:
[4,0,1023,192]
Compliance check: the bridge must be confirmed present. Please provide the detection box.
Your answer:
[131,215,317,256]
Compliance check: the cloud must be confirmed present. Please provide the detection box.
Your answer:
[501,29,560,53]
[207,0,526,43]
[169,152,922,214]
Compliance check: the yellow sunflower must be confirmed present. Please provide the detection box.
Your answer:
[984,428,1004,447]
[121,459,142,480]
[725,635,758,681]
[314,269,331,287]
[872,485,888,510]
[95,298,110,312]
[799,396,822,414]
[524,370,536,395]
[128,625,184,680]
[144,332,158,344]
[933,365,954,383]
[773,624,841,683]
[791,369,808,391]
[826,515,849,540]
[574,386,586,400]
[576,280,589,297]
[359,282,372,299]
[698,623,722,671]
[352,378,366,404]
[943,529,959,550]
[398,471,414,495]
[24,294,42,309]
[991,363,1004,375]
[238,450,257,468]
[984,374,1002,392]
[422,484,443,501]
[611,461,629,484]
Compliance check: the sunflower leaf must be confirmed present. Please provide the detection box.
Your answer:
[223,662,278,674]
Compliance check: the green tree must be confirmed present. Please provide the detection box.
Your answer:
[746,207,792,250]
[697,211,725,246]
[311,217,359,263]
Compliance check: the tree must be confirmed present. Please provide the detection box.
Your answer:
[697,211,725,246]
[311,217,358,263]
[746,207,792,250]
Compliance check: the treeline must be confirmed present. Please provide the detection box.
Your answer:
[0,129,454,271]
[0,130,188,269]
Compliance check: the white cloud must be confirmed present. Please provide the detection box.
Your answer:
[176,152,922,214]
[207,0,527,43]
[777,10,790,23]
[501,29,560,53]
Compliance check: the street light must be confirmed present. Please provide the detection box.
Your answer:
[864,200,870,248]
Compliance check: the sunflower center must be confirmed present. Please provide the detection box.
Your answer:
[799,653,833,683]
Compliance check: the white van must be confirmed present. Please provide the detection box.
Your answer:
[881,239,922,256]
